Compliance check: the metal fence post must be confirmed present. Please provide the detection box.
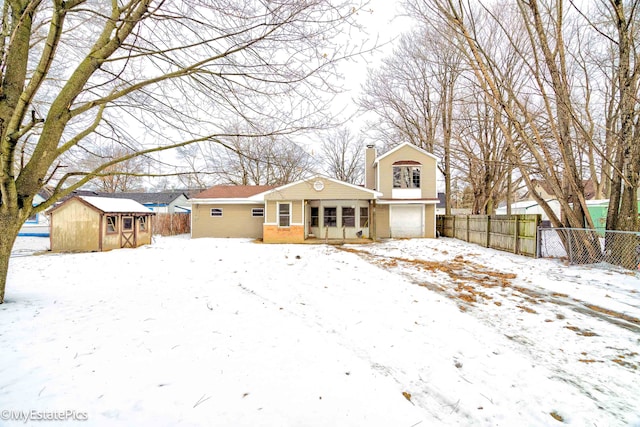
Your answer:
[567,229,574,264]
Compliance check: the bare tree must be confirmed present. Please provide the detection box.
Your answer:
[358,25,461,213]
[211,131,314,186]
[0,0,369,303]
[600,0,640,234]
[405,1,592,225]
[359,30,440,152]
[453,89,512,214]
[77,143,148,192]
[174,144,214,190]
[318,127,364,184]
[404,0,640,264]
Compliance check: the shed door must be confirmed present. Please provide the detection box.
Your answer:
[390,205,423,238]
[121,216,136,248]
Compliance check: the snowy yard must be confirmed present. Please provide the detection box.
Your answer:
[2,235,639,426]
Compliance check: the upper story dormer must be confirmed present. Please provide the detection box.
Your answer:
[364,142,438,200]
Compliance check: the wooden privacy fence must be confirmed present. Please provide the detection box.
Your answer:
[436,214,541,257]
[153,213,191,236]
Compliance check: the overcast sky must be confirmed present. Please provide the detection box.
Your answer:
[332,0,413,121]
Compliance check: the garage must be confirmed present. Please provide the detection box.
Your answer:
[390,205,424,238]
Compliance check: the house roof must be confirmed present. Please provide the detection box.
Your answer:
[257,175,383,199]
[37,186,55,200]
[191,185,277,199]
[375,142,439,164]
[77,196,153,214]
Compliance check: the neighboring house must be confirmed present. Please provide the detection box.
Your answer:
[19,187,54,237]
[434,192,472,215]
[495,200,561,222]
[99,191,190,213]
[521,179,596,202]
[436,192,446,214]
[190,142,439,242]
[48,196,155,252]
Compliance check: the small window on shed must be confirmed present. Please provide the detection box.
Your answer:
[122,216,134,231]
[211,208,223,217]
[138,216,148,232]
[106,216,118,233]
[252,208,264,217]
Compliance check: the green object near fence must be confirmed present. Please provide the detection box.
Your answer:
[583,200,640,236]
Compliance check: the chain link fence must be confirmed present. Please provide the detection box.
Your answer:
[538,227,640,270]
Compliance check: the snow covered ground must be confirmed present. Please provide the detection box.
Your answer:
[1,235,639,426]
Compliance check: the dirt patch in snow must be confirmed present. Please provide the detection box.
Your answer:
[338,246,640,334]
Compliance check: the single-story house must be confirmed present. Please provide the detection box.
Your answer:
[48,196,155,252]
[190,142,440,243]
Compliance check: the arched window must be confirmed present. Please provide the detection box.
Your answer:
[392,161,421,189]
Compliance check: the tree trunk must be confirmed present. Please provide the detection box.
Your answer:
[0,213,22,304]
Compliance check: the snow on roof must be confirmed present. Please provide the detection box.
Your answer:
[79,196,152,214]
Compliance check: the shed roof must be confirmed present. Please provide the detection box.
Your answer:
[79,196,153,214]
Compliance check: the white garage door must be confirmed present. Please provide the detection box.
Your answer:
[390,205,423,238]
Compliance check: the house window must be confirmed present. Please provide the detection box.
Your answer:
[278,203,291,227]
[252,208,264,217]
[211,208,223,217]
[360,207,369,227]
[138,216,148,232]
[342,207,355,227]
[106,216,118,234]
[393,166,421,189]
[26,213,38,223]
[310,207,319,227]
[324,207,337,227]
[122,216,134,231]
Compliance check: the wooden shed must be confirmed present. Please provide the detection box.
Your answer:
[49,196,155,252]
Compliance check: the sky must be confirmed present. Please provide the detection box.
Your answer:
[331,0,413,122]
[3,235,639,426]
